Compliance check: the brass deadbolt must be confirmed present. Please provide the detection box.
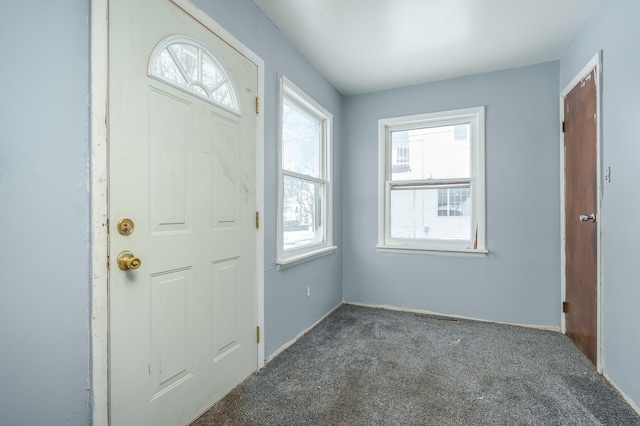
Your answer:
[117,251,142,271]
[117,218,135,235]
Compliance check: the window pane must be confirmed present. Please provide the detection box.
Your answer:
[391,124,470,181]
[212,83,235,108]
[283,176,325,250]
[190,84,208,97]
[390,186,471,241]
[156,49,186,85]
[170,43,198,82]
[282,98,321,178]
[202,55,224,88]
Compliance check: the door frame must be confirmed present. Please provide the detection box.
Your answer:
[90,1,266,424]
[559,51,602,372]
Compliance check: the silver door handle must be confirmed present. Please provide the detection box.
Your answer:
[579,214,596,222]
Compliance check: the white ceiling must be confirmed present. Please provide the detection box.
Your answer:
[252,0,599,95]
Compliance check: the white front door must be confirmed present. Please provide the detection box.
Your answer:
[108,0,258,424]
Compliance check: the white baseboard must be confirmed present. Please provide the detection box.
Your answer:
[344,301,561,333]
[265,302,343,363]
[603,372,640,417]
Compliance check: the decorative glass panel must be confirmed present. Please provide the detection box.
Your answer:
[149,36,240,113]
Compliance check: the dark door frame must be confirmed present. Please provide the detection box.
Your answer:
[560,51,603,372]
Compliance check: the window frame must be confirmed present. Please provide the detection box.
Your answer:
[277,75,336,268]
[377,107,487,255]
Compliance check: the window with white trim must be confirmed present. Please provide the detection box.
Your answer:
[277,75,335,267]
[378,107,486,254]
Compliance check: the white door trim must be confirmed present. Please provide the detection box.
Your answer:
[90,1,265,424]
[559,51,603,373]
[90,0,109,423]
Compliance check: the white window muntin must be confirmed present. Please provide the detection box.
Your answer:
[277,75,335,266]
[378,107,486,253]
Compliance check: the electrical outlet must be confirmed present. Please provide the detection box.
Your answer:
[306,286,311,298]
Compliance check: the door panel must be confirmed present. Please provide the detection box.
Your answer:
[212,258,241,360]
[564,69,598,365]
[149,89,193,233]
[150,268,193,396]
[213,115,241,226]
[108,0,258,424]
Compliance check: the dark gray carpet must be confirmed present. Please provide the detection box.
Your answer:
[193,304,640,425]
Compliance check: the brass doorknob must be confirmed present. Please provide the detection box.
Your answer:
[117,251,142,271]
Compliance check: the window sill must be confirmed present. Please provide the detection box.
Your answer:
[376,245,488,257]
[276,245,338,270]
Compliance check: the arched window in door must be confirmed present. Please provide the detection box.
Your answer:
[149,36,240,113]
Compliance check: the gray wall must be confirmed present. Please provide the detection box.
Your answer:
[560,0,640,409]
[0,1,92,425]
[342,62,562,327]
[0,0,343,424]
[4,0,638,423]
[191,0,344,357]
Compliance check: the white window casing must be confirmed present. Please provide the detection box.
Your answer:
[277,75,336,268]
[377,107,487,255]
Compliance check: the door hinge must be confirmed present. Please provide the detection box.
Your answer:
[256,211,260,229]
[562,121,566,133]
[562,301,569,313]
[256,326,260,343]
[255,96,260,114]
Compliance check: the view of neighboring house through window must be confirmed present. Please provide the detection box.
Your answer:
[392,140,410,173]
[277,75,335,266]
[378,107,486,253]
[438,187,471,217]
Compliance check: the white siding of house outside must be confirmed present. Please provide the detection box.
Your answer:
[390,125,471,241]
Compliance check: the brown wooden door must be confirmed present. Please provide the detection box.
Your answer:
[564,69,598,365]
